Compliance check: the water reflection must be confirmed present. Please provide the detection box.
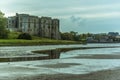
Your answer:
[0,49,61,62]
[0,46,120,62]
[49,49,61,59]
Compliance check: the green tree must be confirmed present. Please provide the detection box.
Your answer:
[0,11,8,39]
[61,31,80,41]
[61,32,73,40]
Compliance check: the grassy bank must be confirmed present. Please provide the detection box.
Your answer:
[0,32,83,46]
[0,39,82,46]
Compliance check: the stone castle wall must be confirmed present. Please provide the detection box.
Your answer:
[7,13,61,40]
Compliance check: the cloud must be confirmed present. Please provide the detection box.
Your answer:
[2,0,120,18]
[60,15,120,33]
[77,12,120,18]
[1,0,120,33]
[70,16,85,26]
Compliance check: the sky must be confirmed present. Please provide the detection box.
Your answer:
[0,0,120,33]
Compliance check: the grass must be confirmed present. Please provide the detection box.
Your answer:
[0,39,81,46]
[8,31,21,39]
[0,32,82,46]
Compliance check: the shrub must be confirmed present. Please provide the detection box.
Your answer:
[17,33,32,40]
[0,30,9,39]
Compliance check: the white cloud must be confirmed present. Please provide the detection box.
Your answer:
[1,0,120,33]
[71,3,120,11]
[1,0,120,20]
[75,12,120,18]
[12,3,120,19]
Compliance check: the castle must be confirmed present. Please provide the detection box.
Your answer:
[7,13,61,40]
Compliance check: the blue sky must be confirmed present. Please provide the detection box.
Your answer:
[1,0,120,33]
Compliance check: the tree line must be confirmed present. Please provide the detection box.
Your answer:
[61,31,88,42]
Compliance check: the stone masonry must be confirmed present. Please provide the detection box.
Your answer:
[7,13,61,40]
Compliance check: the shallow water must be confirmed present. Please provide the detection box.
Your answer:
[0,43,119,56]
[0,44,120,79]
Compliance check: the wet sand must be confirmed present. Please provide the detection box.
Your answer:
[1,45,120,80]
[11,53,120,80]
[39,63,80,68]
[12,68,120,80]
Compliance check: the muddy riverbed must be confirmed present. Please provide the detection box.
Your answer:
[0,44,120,80]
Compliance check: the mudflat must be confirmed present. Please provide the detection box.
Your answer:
[11,68,120,80]
[12,53,120,80]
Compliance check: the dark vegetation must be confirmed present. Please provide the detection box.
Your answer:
[17,33,32,40]
[0,11,9,39]
[61,31,88,43]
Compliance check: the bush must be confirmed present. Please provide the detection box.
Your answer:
[0,30,9,39]
[17,33,32,40]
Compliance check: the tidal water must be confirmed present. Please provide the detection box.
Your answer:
[0,43,120,79]
[0,43,119,57]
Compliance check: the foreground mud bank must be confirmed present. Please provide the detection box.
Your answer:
[0,44,120,80]
[6,68,120,80]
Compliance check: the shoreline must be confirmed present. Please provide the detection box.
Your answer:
[0,39,120,46]
[0,39,82,46]
[0,42,120,47]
